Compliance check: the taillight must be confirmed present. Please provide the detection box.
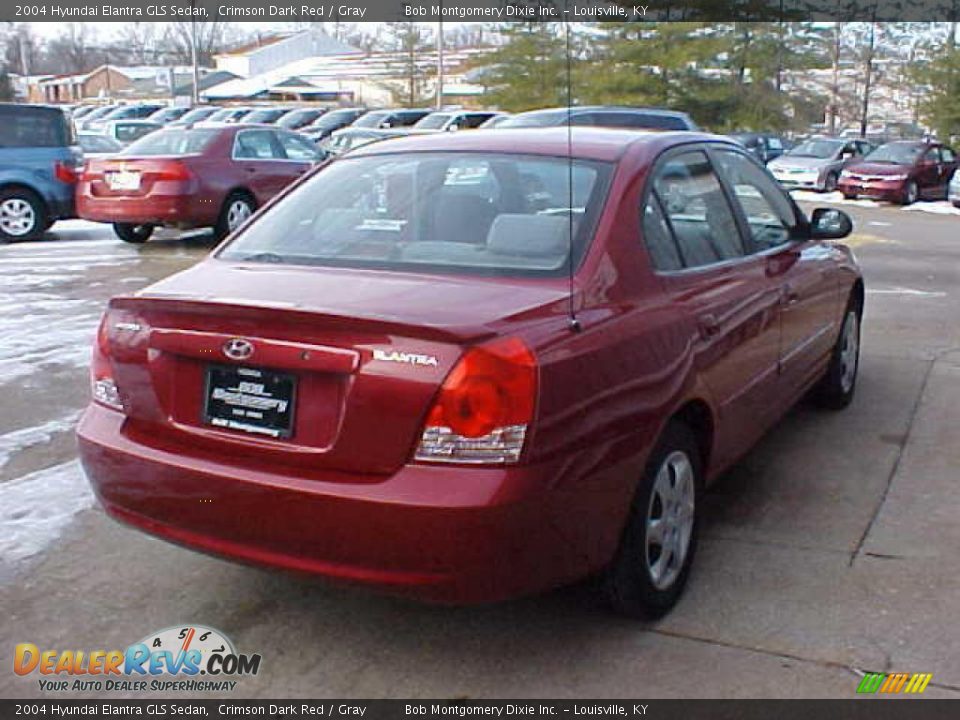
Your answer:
[54,161,79,184]
[153,161,192,182]
[90,309,144,412]
[415,337,537,464]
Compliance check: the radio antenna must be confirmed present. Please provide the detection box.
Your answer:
[564,8,581,333]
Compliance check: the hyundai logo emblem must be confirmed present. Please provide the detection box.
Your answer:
[223,338,254,361]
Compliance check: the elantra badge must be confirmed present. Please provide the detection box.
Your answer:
[223,338,255,361]
[373,349,438,367]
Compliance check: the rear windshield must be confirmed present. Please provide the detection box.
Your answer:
[219,151,612,277]
[121,128,219,156]
[0,106,73,148]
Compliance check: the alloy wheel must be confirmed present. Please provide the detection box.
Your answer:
[645,450,696,590]
[0,198,37,237]
[839,311,859,394]
[226,199,253,232]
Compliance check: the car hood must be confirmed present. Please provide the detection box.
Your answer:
[769,156,832,170]
[845,162,911,176]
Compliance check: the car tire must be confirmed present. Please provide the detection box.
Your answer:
[953,201,960,209]
[214,192,256,240]
[842,192,857,200]
[814,295,862,410]
[113,223,155,244]
[603,421,701,619]
[0,187,47,241]
[824,172,839,193]
[901,180,918,206]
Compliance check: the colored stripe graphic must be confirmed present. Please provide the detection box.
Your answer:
[904,674,933,694]
[857,672,932,694]
[857,673,886,693]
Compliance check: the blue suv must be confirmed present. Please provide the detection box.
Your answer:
[0,104,82,240]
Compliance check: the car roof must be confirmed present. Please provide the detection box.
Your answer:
[347,126,724,162]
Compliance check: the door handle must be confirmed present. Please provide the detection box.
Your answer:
[697,313,721,339]
[782,284,800,305]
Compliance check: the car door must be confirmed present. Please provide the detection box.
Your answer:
[916,146,943,198]
[231,128,290,204]
[941,147,959,196]
[711,147,842,404]
[643,148,783,469]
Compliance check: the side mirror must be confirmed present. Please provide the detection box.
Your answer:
[810,208,853,240]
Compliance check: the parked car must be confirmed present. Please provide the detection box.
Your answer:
[78,128,862,617]
[205,107,255,124]
[242,107,296,125]
[168,106,221,127]
[768,137,874,192]
[0,104,82,240]
[728,132,791,165]
[76,124,324,243]
[352,108,432,129]
[950,167,960,208]
[276,107,327,130]
[321,128,407,156]
[71,105,100,121]
[496,106,699,131]
[77,132,123,158]
[479,113,513,129]
[76,105,119,131]
[411,110,503,132]
[147,106,196,125]
[84,104,165,132]
[299,108,366,142]
[838,141,959,204]
[101,120,163,146]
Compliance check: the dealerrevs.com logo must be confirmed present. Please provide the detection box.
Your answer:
[14,625,261,693]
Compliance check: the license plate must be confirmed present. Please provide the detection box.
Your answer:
[203,365,296,439]
[106,170,140,191]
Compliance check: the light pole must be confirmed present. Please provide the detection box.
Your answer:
[190,0,200,105]
[436,10,444,110]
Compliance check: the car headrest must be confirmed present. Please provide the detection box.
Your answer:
[486,214,570,257]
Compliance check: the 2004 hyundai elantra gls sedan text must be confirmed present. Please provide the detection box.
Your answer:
[78,129,864,617]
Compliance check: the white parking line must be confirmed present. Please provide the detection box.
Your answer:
[866,287,947,297]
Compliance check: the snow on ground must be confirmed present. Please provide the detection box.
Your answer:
[0,412,82,471]
[790,189,960,216]
[0,460,94,563]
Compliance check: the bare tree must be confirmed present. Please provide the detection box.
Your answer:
[47,24,96,74]
[115,23,160,65]
[161,21,232,66]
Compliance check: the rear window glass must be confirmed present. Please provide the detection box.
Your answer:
[121,128,218,156]
[219,152,612,277]
[0,107,72,147]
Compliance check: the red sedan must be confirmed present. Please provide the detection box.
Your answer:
[78,129,863,617]
[838,140,958,204]
[76,123,324,243]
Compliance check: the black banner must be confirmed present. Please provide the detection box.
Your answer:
[3,700,960,719]
[3,0,959,23]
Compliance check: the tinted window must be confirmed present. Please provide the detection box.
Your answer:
[651,151,745,268]
[713,150,797,251]
[641,198,683,271]
[0,107,71,147]
[234,130,282,159]
[942,147,956,163]
[122,128,218,156]
[464,113,493,129]
[220,152,612,277]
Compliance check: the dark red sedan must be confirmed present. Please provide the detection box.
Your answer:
[78,129,863,617]
[838,140,958,204]
[76,124,324,243]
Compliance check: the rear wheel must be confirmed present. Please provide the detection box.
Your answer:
[814,295,862,409]
[823,172,839,193]
[901,180,919,206]
[0,188,47,241]
[113,223,154,244]
[215,192,256,240]
[603,421,701,619]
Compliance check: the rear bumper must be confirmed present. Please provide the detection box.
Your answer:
[77,404,635,604]
[76,192,212,228]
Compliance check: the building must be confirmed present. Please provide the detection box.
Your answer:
[213,29,361,79]
[30,65,218,104]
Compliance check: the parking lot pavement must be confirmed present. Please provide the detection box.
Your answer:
[1,204,959,699]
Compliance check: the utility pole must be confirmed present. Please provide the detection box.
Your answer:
[190,0,200,105]
[436,7,444,110]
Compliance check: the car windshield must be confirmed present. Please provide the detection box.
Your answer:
[208,108,247,122]
[497,110,567,128]
[121,128,219,156]
[415,113,453,130]
[353,112,391,128]
[311,110,358,128]
[176,108,215,123]
[787,140,843,159]
[245,109,285,123]
[866,144,923,164]
[219,152,612,277]
[79,134,121,153]
[278,109,319,127]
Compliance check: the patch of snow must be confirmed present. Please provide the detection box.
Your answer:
[0,412,83,471]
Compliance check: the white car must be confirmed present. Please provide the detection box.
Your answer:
[950,169,960,208]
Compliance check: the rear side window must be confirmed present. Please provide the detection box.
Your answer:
[0,107,71,147]
[650,150,745,268]
[641,199,684,272]
[234,130,282,159]
[942,147,956,163]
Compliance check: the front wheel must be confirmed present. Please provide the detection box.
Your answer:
[823,172,839,193]
[113,223,154,244]
[842,192,858,201]
[814,300,861,409]
[0,188,47,241]
[901,180,919,206]
[603,421,701,619]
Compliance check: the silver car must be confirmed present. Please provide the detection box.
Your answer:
[949,167,960,208]
[768,137,874,192]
